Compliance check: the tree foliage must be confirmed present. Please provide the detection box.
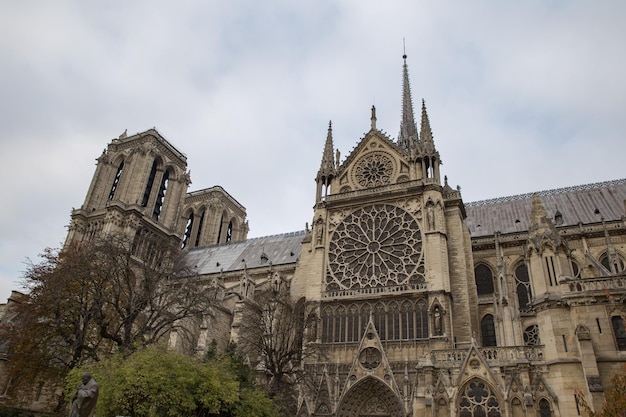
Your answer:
[576,371,626,417]
[0,234,216,406]
[66,345,280,417]
[236,289,320,415]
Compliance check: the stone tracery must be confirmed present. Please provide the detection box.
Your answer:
[326,204,424,291]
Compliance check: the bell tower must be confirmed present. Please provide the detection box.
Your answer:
[67,129,190,247]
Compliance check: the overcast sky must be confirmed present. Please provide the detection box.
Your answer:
[1,1,625,303]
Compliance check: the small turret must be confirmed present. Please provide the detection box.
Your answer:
[316,121,336,203]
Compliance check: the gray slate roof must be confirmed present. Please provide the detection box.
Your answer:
[183,231,305,275]
[464,179,626,237]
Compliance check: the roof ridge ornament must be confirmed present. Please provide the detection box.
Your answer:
[370,105,377,130]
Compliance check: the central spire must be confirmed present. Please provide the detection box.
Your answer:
[398,53,418,151]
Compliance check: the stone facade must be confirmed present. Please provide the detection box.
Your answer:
[4,57,626,416]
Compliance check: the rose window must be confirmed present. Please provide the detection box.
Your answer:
[354,153,394,188]
[326,204,424,291]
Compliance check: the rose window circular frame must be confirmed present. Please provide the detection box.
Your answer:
[326,204,424,291]
[353,152,395,188]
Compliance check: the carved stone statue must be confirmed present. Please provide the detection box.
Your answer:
[69,372,99,417]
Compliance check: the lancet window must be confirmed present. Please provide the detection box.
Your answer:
[611,316,626,351]
[108,160,124,200]
[481,314,497,347]
[141,159,158,207]
[538,398,552,417]
[515,263,532,313]
[320,299,428,343]
[152,168,170,221]
[182,213,194,248]
[474,264,494,296]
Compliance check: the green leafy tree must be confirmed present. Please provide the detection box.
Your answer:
[67,345,280,417]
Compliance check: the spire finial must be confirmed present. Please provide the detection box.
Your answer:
[403,38,407,60]
[370,105,377,130]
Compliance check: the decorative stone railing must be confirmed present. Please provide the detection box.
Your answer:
[565,275,626,293]
[430,345,544,368]
[323,179,432,203]
[324,282,428,299]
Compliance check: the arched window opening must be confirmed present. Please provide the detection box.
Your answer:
[481,314,497,347]
[217,214,224,244]
[458,379,501,417]
[321,307,333,343]
[141,160,158,207]
[181,213,194,249]
[570,260,581,279]
[347,305,359,342]
[611,316,626,351]
[416,300,429,339]
[475,264,495,296]
[389,302,400,340]
[152,169,170,220]
[194,210,205,247]
[523,325,540,345]
[335,306,346,342]
[600,253,626,274]
[515,264,532,313]
[108,161,124,200]
[538,398,552,417]
[424,157,431,179]
[226,220,233,242]
[401,301,414,340]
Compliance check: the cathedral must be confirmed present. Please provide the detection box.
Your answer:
[12,57,626,416]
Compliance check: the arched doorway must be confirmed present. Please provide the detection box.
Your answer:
[336,377,404,417]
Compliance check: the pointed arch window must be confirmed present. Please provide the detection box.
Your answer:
[152,168,170,220]
[226,220,233,242]
[389,302,400,340]
[515,263,532,313]
[474,264,494,296]
[108,161,124,200]
[538,398,552,417]
[335,306,346,342]
[182,213,194,249]
[458,379,501,417]
[611,316,626,351]
[321,307,333,343]
[416,300,429,339]
[347,305,359,342]
[401,301,415,339]
[601,253,625,274]
[141,160,158,207]
[194,209,205,247]
[481,314,497,347]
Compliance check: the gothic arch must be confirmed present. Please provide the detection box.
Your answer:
[457,378,503,417]
[474,263,495,296]
[336,376,404,417]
